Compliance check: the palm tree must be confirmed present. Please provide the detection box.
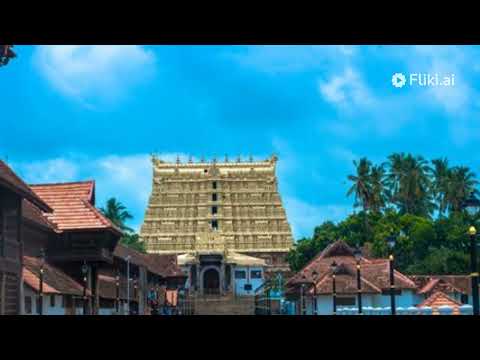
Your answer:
[431,158,450,217]
[100,198,134,233]
[386,153,434,216]
[369,164,387,213]
[385,152,405,204]
[347,157,372,212]
[445,166,479,213]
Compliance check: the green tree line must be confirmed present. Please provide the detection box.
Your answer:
[99,198,146,253]
[287,153,480,275]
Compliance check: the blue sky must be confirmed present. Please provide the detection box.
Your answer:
[2,45,480,239]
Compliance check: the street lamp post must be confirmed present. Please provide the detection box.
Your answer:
[300,284,306,315]
[39,248,45,315]
[387,235,397,315]
[81,261,88,315]
[115,270,120,314]
[331,261,337,315]
[312,270,318,315]
[126,255,131,315]
[462,192,480,316]
[301,272,318,315]
[353,246,363,315]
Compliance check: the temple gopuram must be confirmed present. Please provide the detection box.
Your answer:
[140,155,294,297]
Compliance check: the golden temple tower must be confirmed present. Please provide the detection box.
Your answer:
[140,155,294,273]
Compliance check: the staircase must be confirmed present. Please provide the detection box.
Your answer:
[193,294,256,315]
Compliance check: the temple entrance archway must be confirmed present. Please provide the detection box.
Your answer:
[202,267,220,295]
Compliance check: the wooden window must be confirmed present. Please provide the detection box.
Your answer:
[62,295,66,308]
[50,295,55,307]
[461,294,469,304]
[212,181,217,189]
[211,219,218,231]
[24,296,32,314]
[211,206,218,215]
[212,193,217,202]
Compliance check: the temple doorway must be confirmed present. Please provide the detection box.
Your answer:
[203,268,220,295]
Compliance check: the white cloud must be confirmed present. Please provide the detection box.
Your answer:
[283,196,351,239]
[12,149,351,239]
[33,45,155,105]
[319,67,375,110]
[15,158,79,184]
[13,153,160,231]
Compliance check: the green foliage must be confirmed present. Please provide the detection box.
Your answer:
[288,153,480,275]
[100,198,134,233]
[120,233,146,253]
[405,247,470,275]
[288,210,476,275]
[100,197,146,253]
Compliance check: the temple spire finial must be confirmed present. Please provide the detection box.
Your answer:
[176,155,180,164]
[237,155,241,163]
[225,154,229,163]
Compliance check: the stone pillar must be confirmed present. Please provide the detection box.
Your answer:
[231,266,236,297]
[196,264,201,294]
[138,266,147,315]
[220,263,225,296]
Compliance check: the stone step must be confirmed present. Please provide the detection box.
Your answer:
[192,296,256,315]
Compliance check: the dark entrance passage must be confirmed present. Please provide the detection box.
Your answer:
[203,268,220,295]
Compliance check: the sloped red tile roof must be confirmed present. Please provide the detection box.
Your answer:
[417,291,462,314]
[29,181,122,234]
[22,199,59,232]
[409,275,470,295]
[145,254,186,278]
[286,240,417,296]
[114,243,149,269]
[0,160,52,212]
[113,243,186,278]
[23,256,89,296]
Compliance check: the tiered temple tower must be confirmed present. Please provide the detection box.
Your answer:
[140,155,293,275]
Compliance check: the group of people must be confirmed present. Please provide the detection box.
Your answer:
[148,288,181,315]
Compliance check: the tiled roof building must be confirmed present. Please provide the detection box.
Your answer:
[0,160,52,212]
[29,181,121,233]
[417,291,462,314]
[286,240,417,296]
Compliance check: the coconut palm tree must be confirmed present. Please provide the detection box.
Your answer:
[100,198,134,233]
[386,153,434,216]
[369,164,388,213]
[445,166,479,213]
[431,158,450,217]
[347,157,372,212]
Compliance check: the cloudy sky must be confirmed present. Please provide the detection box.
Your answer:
[2,45,480,238]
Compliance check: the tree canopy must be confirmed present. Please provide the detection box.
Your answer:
[287,153,479,275]
[99,197,146,253]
